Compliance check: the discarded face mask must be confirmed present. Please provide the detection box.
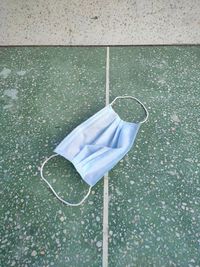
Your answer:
[40,96,149,206]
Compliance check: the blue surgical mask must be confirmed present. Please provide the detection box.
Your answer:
[40,96,148,206]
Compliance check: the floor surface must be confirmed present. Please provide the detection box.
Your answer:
[0,47,200,267]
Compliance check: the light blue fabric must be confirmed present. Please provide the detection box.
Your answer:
[54,105,140,186]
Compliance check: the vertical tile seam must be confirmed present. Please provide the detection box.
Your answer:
[102,47,109,267]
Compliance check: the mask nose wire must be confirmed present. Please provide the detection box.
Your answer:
[110,95,149,124]
[40,154,92,206]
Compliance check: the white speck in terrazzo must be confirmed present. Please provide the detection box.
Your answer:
[96,216,100,222]
[175,232,180,238]
[0,68,11,78]
[171,114,181,123]
[31,250,37,257]
[3,104,13,110]
[17,70,26,76]
[167,170,177,176]
[4,89,18,100]
[60,216,65,222]
[96,241,102,248]
[109,230,113,236]
[116,188,123,196]
[185,158,194,163]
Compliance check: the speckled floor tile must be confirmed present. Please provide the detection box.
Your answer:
[0,47,106,267]
[109,47,200,267]
[1,47,200,267]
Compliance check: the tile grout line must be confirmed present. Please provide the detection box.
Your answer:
[102,47,109,267]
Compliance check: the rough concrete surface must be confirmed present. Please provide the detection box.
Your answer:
[0,0,200,45]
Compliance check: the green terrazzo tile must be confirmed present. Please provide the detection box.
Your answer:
[0,47,105,267]
[109,47,200,267]
[1,46,200,267]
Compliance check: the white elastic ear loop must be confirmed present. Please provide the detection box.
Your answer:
[110,95,149,124]
[40,154,92,207]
